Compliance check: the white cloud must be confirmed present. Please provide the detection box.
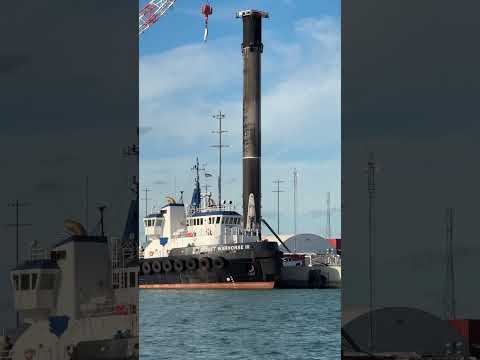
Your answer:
[295,16,340,46]
[139,38,239,102]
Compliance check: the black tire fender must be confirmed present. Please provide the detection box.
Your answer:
[213,257,225,269]
[162,259,173,273]
[186,257,198,271]
[199,257,212,271]
[152,260,162,273]
[173,259,184,272]
[141,262,151,275]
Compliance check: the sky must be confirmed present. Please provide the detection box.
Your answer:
[139,0,340,240]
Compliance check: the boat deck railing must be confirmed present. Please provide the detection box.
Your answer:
[169,226,259,243]
[187,204,237,216]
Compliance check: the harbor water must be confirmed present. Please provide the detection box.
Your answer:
[140,289,340,360]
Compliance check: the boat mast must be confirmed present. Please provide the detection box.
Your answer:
[190,157,202,210]
[211,111,228,206]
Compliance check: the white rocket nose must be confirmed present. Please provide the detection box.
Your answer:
[246,193,257,231]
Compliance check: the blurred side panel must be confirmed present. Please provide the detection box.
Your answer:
[0,0,138,358]
[342,0,480,357]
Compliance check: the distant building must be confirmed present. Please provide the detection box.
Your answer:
[262,233,340,253]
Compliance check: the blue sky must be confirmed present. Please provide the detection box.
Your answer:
[139,0,340,238]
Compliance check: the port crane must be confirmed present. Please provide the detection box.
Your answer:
[139,0,213,41]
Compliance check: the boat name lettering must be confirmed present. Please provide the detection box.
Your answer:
[217,244,250,251]
[199,244,251,253]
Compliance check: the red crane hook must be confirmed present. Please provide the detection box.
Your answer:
[201,3,213,23]
[201,3,213,42]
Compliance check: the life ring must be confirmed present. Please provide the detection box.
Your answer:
[152,260,162,273]
[173,259,184,272]
[149,251,154,257]
[199,257,212,271]
[162,260,173,273]
[141,262,151,275]
[213,257,225,269]
[186,257,198,271]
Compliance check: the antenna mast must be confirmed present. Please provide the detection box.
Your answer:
[202,162,210,196]
[191,158,205,188]
[142,188,152,217]
[7,200,31,328]
[293,169,298,236]
[444,207,456,319]
[98,205,106,237]
[272,179,285,234]
[326,192,331,240]
[85,176,89,232]
[367,152,376,352]
[211,111,229,206]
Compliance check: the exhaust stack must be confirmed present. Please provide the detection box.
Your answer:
[237,10,268,232]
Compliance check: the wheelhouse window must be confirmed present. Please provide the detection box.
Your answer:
[39,273,56,290]
[129,271,136,288]
[31,273,38,290]
[12,275,19,291]
[145,219,155,227]
[20,274,29,290]
[216,217,221,224]
[123,272,127,288]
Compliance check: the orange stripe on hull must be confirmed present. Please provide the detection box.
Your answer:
[140,281,275,290]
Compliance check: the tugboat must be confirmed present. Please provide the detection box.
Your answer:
[139,158,283,289]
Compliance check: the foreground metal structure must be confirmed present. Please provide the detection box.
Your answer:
[139,0,176,35]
